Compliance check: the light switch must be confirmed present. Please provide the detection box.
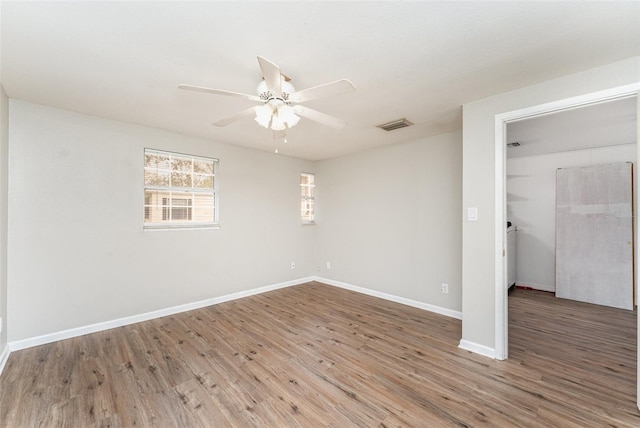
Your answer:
[468,207,478,221]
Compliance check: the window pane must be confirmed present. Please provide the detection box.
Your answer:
[301,186,313,198]
[172,198,190,207]
[171,157,192,173]
[193,173,214,189]
[144,190,165,222]
[162,197,169,220]
[165,192,192,222]
[144,193,153,221]
[301,198,315,223]
[144,169,170,186]
[171,198,192,220]
[145,153,170,170]
[169,191,193,202]
[171,172,192,188]
[193,193,215,222]
[194,160,214,174]
[301,173,314,185]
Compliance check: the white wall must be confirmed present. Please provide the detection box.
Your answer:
[315,131,462,313]
[507,144,637,292]
[0,85,8,357]
[636,94,640,410]
[6,101,464,345]
[462,56,639,353]
[7,100,316,342]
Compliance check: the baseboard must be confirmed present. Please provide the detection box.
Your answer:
[313,276,463,320]
[516,281,555,292]
[458,339,497,359]
[9,277,315,352]
[9,275,463,352]
[0,343,10,376]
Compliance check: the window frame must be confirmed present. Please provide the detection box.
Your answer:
[300,172,315,225]
[143,148,219,230]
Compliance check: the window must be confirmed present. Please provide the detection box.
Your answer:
[144,149,218,229]
[300,172,315,224]
[144,195,151,220]
[162,197,192,221]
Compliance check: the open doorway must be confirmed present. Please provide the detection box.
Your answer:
[506,96,637,307]
[493,83,639,360]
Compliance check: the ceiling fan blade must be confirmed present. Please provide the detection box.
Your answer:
[214,107,258,127]
[257,56,282,95]
[178,84,260,101]
[293,106,347,129]
[290,79,355,103]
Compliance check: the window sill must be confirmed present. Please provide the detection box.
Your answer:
[143,224,220,231]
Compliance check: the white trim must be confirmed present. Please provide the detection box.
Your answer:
[495,116,508,360]
[8,276,462,353]
[516,281,555,293]
[500,84,640,125]
[0,344,10,376]
[494,82,640,363]
[314,276,463,320]
[9,277,314,351]
[458,339,497,359]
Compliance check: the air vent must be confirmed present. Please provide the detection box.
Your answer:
[377,118,413,131]
[507,141,522,147]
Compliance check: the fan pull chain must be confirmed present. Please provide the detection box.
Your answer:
[273,132,288,154]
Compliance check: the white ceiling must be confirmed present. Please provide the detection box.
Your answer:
[1,1,638,161]
[507,96,638,158]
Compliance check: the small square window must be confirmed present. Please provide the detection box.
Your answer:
[301,172,315,224]
[144,149,218,229]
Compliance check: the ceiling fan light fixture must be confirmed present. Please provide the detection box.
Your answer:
[281,79,295,96]
[257,80,269,98]
[180,56,355,136]
[270,106,299,130]
[257,77,295,99]
[278,104,300,128]
[270,120,287,131]
[255,103,273,128]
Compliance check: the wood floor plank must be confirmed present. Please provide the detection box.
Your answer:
[1,282,638,426]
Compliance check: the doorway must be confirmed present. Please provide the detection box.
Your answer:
[505,97,637,308]
[493,82,639,360]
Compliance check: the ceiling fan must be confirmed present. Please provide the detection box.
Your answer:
[178,56,355,132]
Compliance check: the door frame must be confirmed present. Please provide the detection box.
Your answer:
[493,82,640,361]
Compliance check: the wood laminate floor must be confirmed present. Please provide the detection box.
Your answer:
[0,282,638,427]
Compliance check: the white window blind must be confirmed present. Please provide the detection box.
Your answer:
[300,172,315,224]
[144,149,218,229]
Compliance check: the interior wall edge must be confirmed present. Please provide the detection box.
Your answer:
[458,339,497,359]
[0,83,9,369]
[0,344,9,377]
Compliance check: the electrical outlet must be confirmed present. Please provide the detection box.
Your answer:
[442,283,449,294]
[326,261,331,270]
[291,262,296,270]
